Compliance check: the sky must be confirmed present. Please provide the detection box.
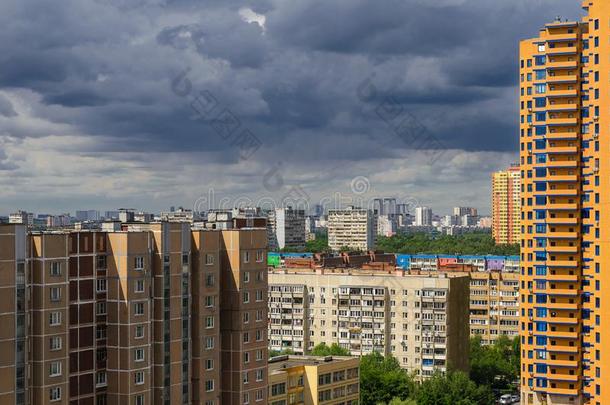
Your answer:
[0,0,584,216]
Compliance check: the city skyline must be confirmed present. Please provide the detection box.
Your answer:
[0,0,582,215]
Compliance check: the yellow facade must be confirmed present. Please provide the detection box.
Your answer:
[520,2,610,403]
[268,355,359,405]
[492,167,521,245]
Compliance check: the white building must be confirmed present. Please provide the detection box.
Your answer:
[267,207,306,251]
[415,207,433,226]
[327,206,377,252]
[9,211,33,225]
[377,214,397,237]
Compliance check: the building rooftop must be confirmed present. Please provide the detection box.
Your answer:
[268,355,356,375]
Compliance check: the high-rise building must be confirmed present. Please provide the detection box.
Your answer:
[492,167,521,244]
[75,210,100,222]
[453,207,478,217]
[9,210,33,225]
[266,207,306,251]
[327,207,377,252]
[519,4,610,403]
[268,268,470,378]
[0,222,267,405]
[414,206,433,226]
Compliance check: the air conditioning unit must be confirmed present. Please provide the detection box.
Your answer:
[593,133,599,139]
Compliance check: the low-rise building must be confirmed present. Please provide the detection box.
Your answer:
[268,355,360,405]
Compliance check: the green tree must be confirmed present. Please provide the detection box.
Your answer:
[309,342,350,356]
[268,348,294,358]
[382,398,417,405]
[375,232,519,256]
[415,371,494,405]
[469,335,520,391]
[304,235,330,253]
[360,352,416,405]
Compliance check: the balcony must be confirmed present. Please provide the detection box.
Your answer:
[545,146,578,154]
[545,33,578,43]
[545,204,579,212]
[548,260,579,267]
[545,189,578,197]
[547,88,578,98]
[546,46,578,56]
[546,74,578,84]
[546,60,578,70]
[545,245,578,254]
[543,330,579,339]
[545,358,580,368]
[545,217,578,225]
[545,131,578,140]
[541,287,579,296]
[543,160,578,169]
[545,301,578,310]
[547,316,579,325]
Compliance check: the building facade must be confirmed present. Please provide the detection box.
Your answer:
[267,208,306,251]
[0,223,267,405]
[519,3,610,403]
[268,355,360,405]
[492,167,521,245]
[268,268,470,378]
[414,207,432,227]
[327,207,377,252]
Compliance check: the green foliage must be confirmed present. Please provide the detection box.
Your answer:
[360,352,416,405]
[268,348,295,358]
[309,342,351,356]
[305,235,330,253]
[469,335,520,391]
[375,232,519,256]
[382,398,417,405]
[415,371,495,405]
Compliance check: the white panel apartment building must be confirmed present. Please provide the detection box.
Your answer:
[268,269,470,378]
[267,207,306,251]
[327,207,377,252]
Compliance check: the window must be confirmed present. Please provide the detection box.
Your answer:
[205,296,215,307]
[135,325,145,339]
[256,330,263,341]
[135,279,145,293]
[205,336,214,349]
[243,332,250,344]
[96,326,107,340]
[244,271,250,283]
[205,379,214,392]
[49,312,61,326]
[134,302,144,316]
[243,251,250,263]
[50,262,61,276]
[256,290,263,302]
[205,254,214,265]
[243,312,249,323]
[134,348,145,362]
[206,316,214,329]
[96,372,107,387]
[50,336,62,350]
[244,352,250,364]
[256,250,263,262]
[134,371,144,385]
[50,287,61,302]
[243,292,250,303]
[134,256,144,270]
[49,361,62,377]
[96,279,107,293]
[206,274,215,287]
[205,359,214,370]
[256,389,264,401]
[97,255,107,269]
[255,369,264,382]
[50,387,61,401]
[135,395,144,405]
[96,302,107,315]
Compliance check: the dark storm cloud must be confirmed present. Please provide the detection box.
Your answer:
[0,0,584,160]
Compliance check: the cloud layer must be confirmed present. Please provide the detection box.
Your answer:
[0,0,583,214]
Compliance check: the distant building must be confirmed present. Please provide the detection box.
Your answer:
[373,198,397,216]
[46,213,72,228]
[267,207,306,251]
[75,210,100,222]
[327,206,377,251]
[268,355,360,404]
[118,208,136,222]
[491,166,520,244]
[453,207,478,217]
[159,207,196,222]
[134,211,154,222]
[103,210,119,220]
[414,206,433,226]
[377,214,397,237]
[9,210,33,225]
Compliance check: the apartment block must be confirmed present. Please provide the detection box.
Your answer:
[492,166,521,245]
[268,268,469,378]
[0,223,267,405]
[327,207,377,252]
[519,2,610,402]
[267,208,306,251]
[469,272,519,344]
[268,355,360,405]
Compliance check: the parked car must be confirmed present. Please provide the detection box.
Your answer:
[499,394,513,404]
[511,394,519,403]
